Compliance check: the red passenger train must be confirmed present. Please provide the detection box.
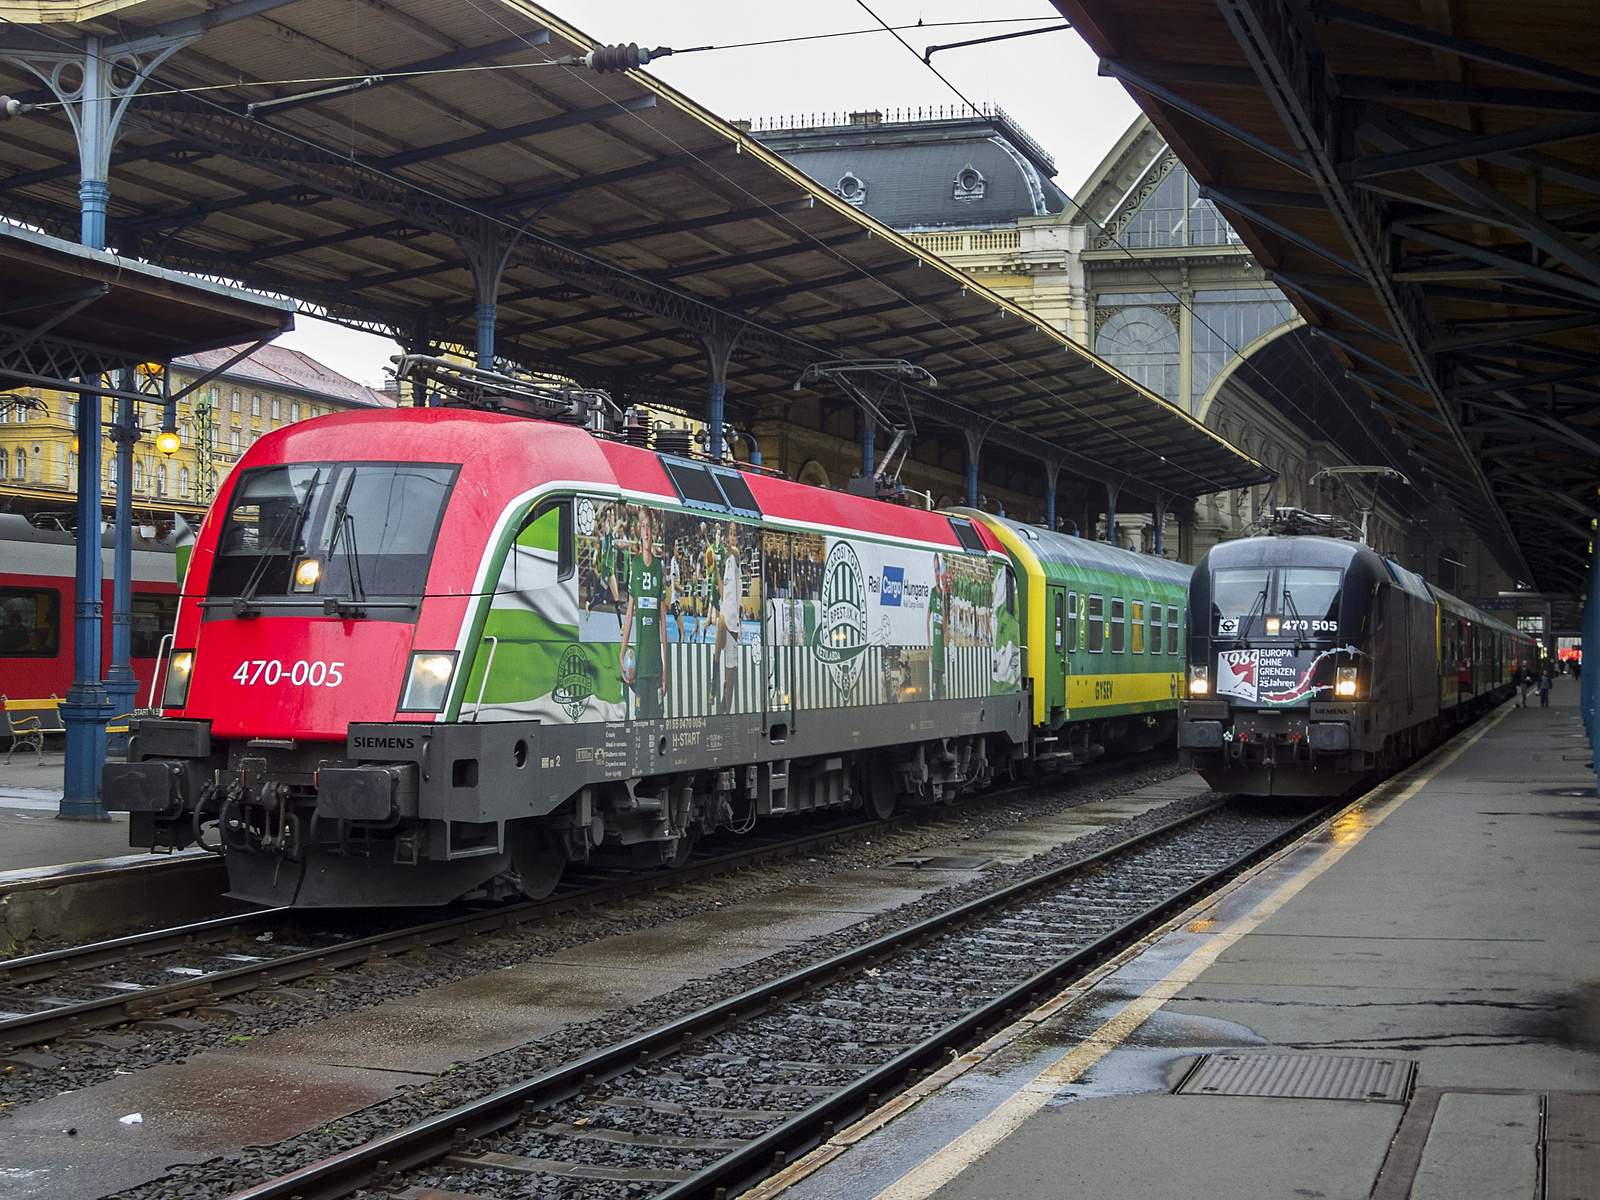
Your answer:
[105,402,1029,906]
[0,513,178,710]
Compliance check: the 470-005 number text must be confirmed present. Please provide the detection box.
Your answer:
[232,659,345,687]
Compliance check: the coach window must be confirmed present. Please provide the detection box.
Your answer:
[130,593,178,658]
[1150,603,1162,654]
[1168,607,1180,653]
[1067,592,1079,650]
[1130,600,1145,653]
[0,587,61,656]
[1087,594,1104,652]
[1111,597,1126,653]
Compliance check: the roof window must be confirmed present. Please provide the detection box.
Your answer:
[948,517,987,553]
[836,173,868,206]
[953,165,986,202]
[659,456,763,519]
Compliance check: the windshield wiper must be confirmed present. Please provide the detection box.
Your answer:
[1236,584,1269,646]
[1282,586,1306,650]
[235,470,320,617]
[322,474,366,617]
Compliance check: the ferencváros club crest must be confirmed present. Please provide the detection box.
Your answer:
[552,644,598,721]
[814,541,870,695]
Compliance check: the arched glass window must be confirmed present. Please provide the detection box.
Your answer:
[134,460,144,491]
[14,447,26,480]
[1119,165,1242,249]
[179,466,190,497]
[0,447,6,477]
[1096,306,1180,402]
[1190,289,1295,408]
[230,430,239,453]
[156,463,167,496]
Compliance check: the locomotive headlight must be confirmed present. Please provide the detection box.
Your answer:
[1335,666,1359,697]
[292,557,321,592]
[400,651,458,712]
[1265,617,1281,635]
[1188,665,1210,695]
[162,650,195,708]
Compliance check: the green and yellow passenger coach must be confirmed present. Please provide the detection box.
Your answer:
[962,511,1191,765]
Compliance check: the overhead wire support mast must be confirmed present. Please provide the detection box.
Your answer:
[922,23,1073,64]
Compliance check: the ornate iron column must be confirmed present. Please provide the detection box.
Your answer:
[104,369,142,748]
[59,375,108,820]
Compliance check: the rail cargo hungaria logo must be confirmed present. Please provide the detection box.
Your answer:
[814,540,870,695]
[553,644,598,721]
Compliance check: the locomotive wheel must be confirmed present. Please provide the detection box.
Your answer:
[509,823,565,900]
[867,758,897,821]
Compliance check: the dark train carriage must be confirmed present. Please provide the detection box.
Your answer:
[1178,533,1524,797]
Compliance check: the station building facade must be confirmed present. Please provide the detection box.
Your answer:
[0,344,391,526]
[754,110,1512,598]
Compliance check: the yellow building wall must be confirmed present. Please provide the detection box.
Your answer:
[0,371,365,515]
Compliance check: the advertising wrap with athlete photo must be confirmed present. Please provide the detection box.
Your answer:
[459,495,1019,725]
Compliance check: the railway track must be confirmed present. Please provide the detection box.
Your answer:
[0,760,1157,1052]
[221,798,1329,1200]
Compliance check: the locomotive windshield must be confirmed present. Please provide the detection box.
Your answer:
[208,462,458,602]
[1213,568,1271,621]
[1279,568,1342,623]
[1211,566,1343,632]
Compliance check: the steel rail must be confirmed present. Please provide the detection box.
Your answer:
[220,799,1328,1200]
[0,769,1124,1049]
[0,908,289,989]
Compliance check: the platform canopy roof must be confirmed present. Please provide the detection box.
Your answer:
[0,220,292,396]
[0,0,1267,503]
[1057,0,1600,591]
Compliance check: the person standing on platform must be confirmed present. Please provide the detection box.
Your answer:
[1539,667,1552,708]
[1518,666,1531,707]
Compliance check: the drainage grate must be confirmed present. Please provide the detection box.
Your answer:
[892,856,995,871]
[1177,1054,1414,1103]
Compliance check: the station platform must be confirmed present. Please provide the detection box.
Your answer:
[0,752,137,873]
[775,678,1599,1200]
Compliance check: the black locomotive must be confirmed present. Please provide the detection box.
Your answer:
[1177,530,1536,796]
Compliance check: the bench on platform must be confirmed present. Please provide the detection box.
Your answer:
[2,695,64,765]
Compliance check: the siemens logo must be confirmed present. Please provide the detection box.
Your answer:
[351,736,416,750]
[881,566,905,606]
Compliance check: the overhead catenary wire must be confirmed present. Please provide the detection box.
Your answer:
[451,0,1253,498]
[5,10,1267,500]
[847,0,1414,488]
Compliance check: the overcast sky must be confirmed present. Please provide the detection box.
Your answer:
[278,2,1139,386]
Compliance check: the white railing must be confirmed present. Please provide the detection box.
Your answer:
[906,229,1020,254]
